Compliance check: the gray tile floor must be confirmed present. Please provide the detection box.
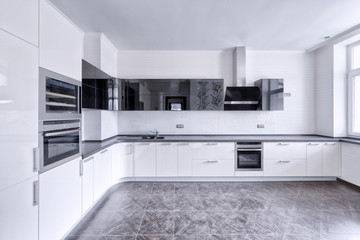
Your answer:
[66,181,360,240]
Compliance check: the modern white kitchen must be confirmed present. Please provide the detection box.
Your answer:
[1,0,360,240]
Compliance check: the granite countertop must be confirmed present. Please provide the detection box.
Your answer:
[82,134,340,158]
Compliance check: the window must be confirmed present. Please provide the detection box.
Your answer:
[348,41,360,137]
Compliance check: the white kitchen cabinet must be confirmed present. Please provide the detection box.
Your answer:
[192,142,235,160]
[177,143,192,176]
[134,143,156,177]
[156,143,177,177]
[264,159,307,176]
[192,159,234,177]
[0,176,38,240]
[39,0,83,80]
[264,142,307,159]
[39,158,82,240]
[81,155,94,214]
[94,148,112,201]
[306,142,323,176]
[323,142,340,176]
[341,143,360,186]
[0,29,39,191]
[112,143,134,180]
[0,0,38,46]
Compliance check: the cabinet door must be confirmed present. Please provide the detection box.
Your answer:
[264,142,307,159]
[192,159,234,176]
[306,143,323,176]
[177,143,192,176]
[0,0,38,46]
[39,0,83,80]
[112,143,134,179]
[323,142,340,176]
[0,176,38,240]
[192,142,234,160]
[39,158,82,240]
[157,143,177,177]
[94,148,112,201]
[0,30,38,191]
[134,143,156,177]
[264,159,306,176]
[82,156,94,214]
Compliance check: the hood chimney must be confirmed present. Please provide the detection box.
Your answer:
[233,46,246,86]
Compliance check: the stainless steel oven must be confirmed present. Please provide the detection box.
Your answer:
[39,67,81,121]
[38,119,81,173]
[236,142,263,171]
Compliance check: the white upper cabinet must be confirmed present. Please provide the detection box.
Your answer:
[0,176,39,240]
[0,29,38,191]
[156,143,177,177]
[84,33,118,77]
[39,0,83,80]
[0,0,38,46]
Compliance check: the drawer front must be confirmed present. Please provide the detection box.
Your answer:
[192,159,234,177]
[264,142,306,159]
[192,142,235,160]
[264,159,306,176]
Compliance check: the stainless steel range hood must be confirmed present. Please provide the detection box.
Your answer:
[224,86,261,110]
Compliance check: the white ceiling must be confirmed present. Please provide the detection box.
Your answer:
[49,0,360,51]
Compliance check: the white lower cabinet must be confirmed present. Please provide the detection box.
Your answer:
[264,159,307,176]
[323,142,340,176]
[192,159,234,176]
[156,143,177,177]
[94,148,112,201]
[134,143,156,177]
[177,143,192,176]
[0,176,38,240]
[82,155,94,214]
[306,142,323,176]
[39,158,82,240]
[112,143,134,180]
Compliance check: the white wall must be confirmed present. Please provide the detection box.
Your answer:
[82,109,118,141]
[117,50,315,135]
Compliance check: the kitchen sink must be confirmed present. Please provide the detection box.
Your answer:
[141,135,165,140]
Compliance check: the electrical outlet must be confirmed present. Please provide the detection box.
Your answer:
[284,92,291,97]
[176,124,184,128]
[257,124,265,128]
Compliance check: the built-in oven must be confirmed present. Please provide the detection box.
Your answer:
[39,67,82,121]
[236,142,263,171]
[38,119,81,173]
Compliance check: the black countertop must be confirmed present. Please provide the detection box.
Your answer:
[82,134,341,159]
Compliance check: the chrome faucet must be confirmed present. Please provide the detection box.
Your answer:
[150,129,159,139]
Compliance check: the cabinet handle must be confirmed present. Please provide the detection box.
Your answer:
[160,143,171,145]
[139,143,150,145]
[33,147,40,172]
[278,160,291,163]
[178,143,189,146]
[205,160,220,163]
[33,181,39,206]
[308,143,319,145]
[100,149,108,154]
[83,156,94,163]
[206,143,219,146]
[278,143,289,146]
[127,144,133,155]
[325,143,337,145]
[79,160,83,176]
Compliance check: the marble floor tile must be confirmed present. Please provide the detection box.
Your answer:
[152,183,175,195]
[139,211,175,235]
[207,211,254,234]
[293,195,322,211]
[101,211,143,235]
[69,211,114,236]
[174,183,199,195]
[320,195,351,211]
[246,210,288,235]
[174,211,211,235]
[136,235,175,240]
[321,210,356,234]
[115,195,149,212]
[99,236,136,240]
[237,193,271,211]
[285,210,321,235]
[175,194,204,211]
[146,194,175,211]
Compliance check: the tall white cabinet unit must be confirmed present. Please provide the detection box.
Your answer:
[0,4,39,239]
[39,0,83,80]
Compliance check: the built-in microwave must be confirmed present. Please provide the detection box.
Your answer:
[38,119,81,173]
[39,67,82,121]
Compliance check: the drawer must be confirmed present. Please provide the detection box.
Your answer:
[264,142,306,159]
[192,142,235,160]
[192,159,234,176]
[264,158,306,176]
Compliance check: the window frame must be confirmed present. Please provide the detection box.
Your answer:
[347,40,360,137]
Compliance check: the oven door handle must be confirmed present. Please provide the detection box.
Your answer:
[44,129,80,137]
[237,149,262,151]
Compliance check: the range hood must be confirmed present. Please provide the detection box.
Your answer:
[224,86,261,110]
